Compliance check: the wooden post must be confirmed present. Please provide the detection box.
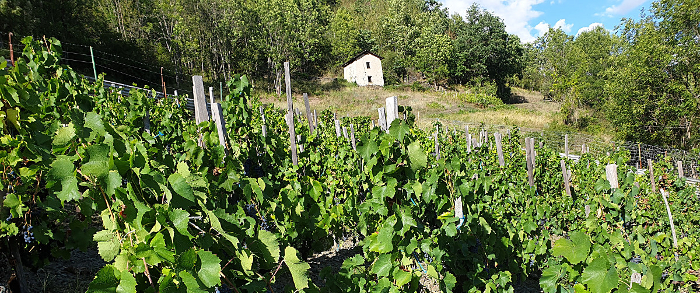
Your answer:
[313,109,318,130]
[144,111,151,134]
[297,135,303,153]
[677,161,684,178]
[659,189,678,249]
[9,240,29,293]
[378,107,387,131]
[350,124,356,151]
[161,67,167,99]
[564,134,569,158]
[284,62,298,166]
[495,132,504,167]
[467,134,472,153]
[526,138,534,187]
[209,87,215,104]
[385,96,398,127]
[211,102,228,149]
[434,130,440,160]
[343,126,348,139]
[648,159,655,193]
[285,62,293,114]
[287,110,298,166]
[638,143,642,169]
[581,143,586,154]
[192,76,209,124]
[303,93,313,134]
[530,137,536,168]
[334,119,341,137]
[561,160,571,197]
[259,106,267,137]
[8,32,14,66]
[606,164,618,189]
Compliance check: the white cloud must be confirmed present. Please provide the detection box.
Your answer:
[534,22,550,37]
[529,19,571,39]
[553,19,573,33]
[440,0,546,42]
[576,23,604,35]
[600,0,648,16]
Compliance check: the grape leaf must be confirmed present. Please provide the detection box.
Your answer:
[284,247,310,290]
[197,250,221,288]
[87,265,120,292]
[82,144,110,179]
[169,209,193,239]
[581,256,618,293]
[179,271,207,293]
[116,270,137,293]
[407,141,427,170]
[168,173,195,208]
[393,267,412,287]
[94,230,120,262]
[552,231,590,264]
[308,179,323,201]
[371,254,392,277]
[539,265,561,292]
[389,121,410,142]
[370,225,394,253]
[357,140,379,161]
[85,111,106,141]
[53,123,76,146]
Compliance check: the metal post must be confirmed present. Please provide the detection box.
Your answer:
[220,82,223,101]
[90,46,97,81]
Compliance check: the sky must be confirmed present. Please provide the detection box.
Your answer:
[439,0,652,43]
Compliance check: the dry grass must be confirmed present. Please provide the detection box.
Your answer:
[258,83,561,131]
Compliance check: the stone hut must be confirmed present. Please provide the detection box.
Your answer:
[342,51,384,87]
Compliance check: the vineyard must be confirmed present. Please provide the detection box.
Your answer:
[1,37,699,293]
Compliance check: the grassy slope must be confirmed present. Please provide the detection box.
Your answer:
[258,84,561,132]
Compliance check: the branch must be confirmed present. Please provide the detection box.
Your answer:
[142,257,156,291]
[220,272,241,293]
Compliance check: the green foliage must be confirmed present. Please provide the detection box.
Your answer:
[515,0,698,148]
[451,4,525,100]
[2,36,699,293]
[605,0,700,149]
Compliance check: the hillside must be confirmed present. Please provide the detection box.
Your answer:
[260,84,560,132]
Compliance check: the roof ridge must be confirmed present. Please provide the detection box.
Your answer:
[342,51,383,67]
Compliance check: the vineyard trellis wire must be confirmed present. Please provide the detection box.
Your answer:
[426,118,700,179]
[4,32,698,178]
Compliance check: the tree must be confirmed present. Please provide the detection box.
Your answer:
[570,26,616,109]
[451,4,524,100]
[606,0,700,149]
[258,0,331,95]
[413,26,452,87]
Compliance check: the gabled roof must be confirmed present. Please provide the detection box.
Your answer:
[342,51,383,67]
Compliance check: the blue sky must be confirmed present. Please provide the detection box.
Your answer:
[439,0,652,42]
